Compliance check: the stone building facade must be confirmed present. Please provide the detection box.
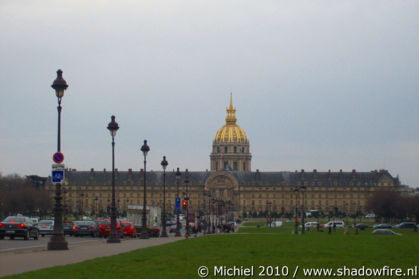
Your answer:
[47,94,402,217]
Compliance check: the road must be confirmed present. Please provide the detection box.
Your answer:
[0,235,104,253]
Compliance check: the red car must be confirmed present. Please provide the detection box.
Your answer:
[121,221,136,238]
[97,219,123,238]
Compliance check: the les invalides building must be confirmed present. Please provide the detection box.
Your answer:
[47,94,402,217]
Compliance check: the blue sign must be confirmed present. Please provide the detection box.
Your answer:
[175,197,180,212]
[52,170,64,183]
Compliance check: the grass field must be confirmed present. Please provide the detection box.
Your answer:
[5,222,419,279]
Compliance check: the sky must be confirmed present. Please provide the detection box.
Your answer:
[0,0,418,188]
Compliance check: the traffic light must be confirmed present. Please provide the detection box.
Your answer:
[182,200,188,208]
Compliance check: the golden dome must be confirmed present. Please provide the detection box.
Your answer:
[214,93,248,144]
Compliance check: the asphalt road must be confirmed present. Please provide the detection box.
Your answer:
[0,235,104,253]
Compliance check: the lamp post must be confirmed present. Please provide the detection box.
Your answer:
[48,69,69,250]
[107,115,120,243]
[266,201,272,227]
[160,156,168,237]
[175,168,181,237]
[300,186,306,234]
[140,140,150,239]
[207,192,212,234]
[293,187,299,235]
[184,169,190,238]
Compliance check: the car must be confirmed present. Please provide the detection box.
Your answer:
[372,229,401,235]
[169,224,178,233]
[323,221,344,228]
[37,220,54,237]
[63,221,74,236]
[394,222,416,229]
[97,219,123,237]
[365,213,376,218]
[301,222,322,229]
[72,221,98,237]
[0,215,39,240]
[352,223,369,230]
[269,221,283,227]
[372,224,392,229]
[121,221,136,238]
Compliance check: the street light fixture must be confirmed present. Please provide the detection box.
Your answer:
[107,115,120,243]
[184,169,190,238]
[175,168,181,237]
[48,69,69,250]
[293,187,299,235]
[140,140,150,239]
[160,156,168,237]
[207,192,212,234]
[300,186,306,234]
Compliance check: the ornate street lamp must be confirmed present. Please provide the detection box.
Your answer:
[207,192,212,234]
[48,69,69,250]
[160,156,168,237]
[184,169,190,238]
[107,115,120,243]
[175,168,181,237]
[300,186,306,234]
[140,140,150,239]
[293,187,299,235]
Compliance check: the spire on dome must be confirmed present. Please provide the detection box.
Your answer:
[226,92,236,125]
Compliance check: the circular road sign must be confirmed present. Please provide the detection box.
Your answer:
[53,152,64,164]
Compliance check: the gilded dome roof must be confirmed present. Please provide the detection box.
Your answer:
[214,93,248,144]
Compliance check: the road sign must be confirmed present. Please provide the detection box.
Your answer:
[53,152,64,164]
[175,197,180,212]
[52,170,65,183]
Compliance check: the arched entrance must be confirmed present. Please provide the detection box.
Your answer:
[204,171,239,222]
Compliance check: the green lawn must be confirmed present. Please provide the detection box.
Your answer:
[5,222,419,279]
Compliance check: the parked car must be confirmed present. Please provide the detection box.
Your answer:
[394,222,416,229]
[97,219,123,237]
[302,222,321,229]
[365,213,376,218]
[0,215,39,240]
[63,221,74,236]
[37,220,54,237]
[121,221,136,238]
[169,224,178,233]
[352,223,369,230]
[373,224,392,229]
[72,221,98,237]
[372,229,401,235]
[323,221,344,228]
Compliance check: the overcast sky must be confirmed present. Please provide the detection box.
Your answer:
[1,0,418,187]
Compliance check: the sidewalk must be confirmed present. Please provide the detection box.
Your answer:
[0,237,183,277]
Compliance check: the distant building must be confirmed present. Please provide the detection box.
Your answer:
[46,94,404,217]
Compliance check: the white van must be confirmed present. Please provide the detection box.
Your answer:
[323,220,344,228]
[269,221,283,227]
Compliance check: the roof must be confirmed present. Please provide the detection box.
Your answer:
[59,169,400,187]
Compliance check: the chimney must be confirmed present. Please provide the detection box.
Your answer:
[301,169,304,178]
[256,169,260,180]
[103,168,106,172]
[352,169,356,176]
[90,168,94,177]
[128,168,132,179]
[328,169,331,178]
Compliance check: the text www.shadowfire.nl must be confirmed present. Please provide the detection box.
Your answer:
[197,265,418,278]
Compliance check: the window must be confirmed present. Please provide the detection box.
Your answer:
[234,146,237,153]
[217,146,220,153]
[233,162,238,170]
[243,162,246,170]
[224,146,228,153]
